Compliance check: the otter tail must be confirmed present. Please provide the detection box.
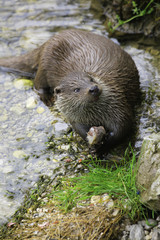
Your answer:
[0,45,43,78]
[0,66,36,78]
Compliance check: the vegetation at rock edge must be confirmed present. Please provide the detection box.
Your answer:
[108,0,156,32]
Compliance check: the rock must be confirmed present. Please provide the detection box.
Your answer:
[0,113,8,121]
[13,150,26,158]
[53,122,69,137]
[10,104,25,115]
[112,208,119,216]
[90,194,114,209]
[156,216,160,221]
[38,221,49,229]
[105,198,114,209]
[59,145,70,151]
[13,78,33,90]
[151,229,160,240]
[37,107,45,114]
[138,219,157,230]
[26,96,37,109]
[101,193,110,202]
[121,232,129,240]
[91,195,101,204]
[94,0,160,41]
[2,166,14,174]
[145,235,151,240]
[0,108,8,121]
[129,224,145,240]
[136,133,160,211]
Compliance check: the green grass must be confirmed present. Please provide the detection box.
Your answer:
[108,0,155,32]
[51,147,146,221]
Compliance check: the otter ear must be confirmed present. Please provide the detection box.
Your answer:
[54,86,61,94]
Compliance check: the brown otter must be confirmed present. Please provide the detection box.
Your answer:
[0,29,140,149]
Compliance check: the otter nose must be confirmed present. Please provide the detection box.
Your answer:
[89,85,100,96]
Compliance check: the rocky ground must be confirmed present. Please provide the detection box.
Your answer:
[1,190,160,240]
[0,153,160,240]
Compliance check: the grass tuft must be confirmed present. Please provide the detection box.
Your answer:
[51,147,146,221]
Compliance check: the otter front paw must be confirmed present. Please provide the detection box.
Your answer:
[35,88,54,107]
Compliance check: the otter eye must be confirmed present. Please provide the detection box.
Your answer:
[55,88,61,94]
[74,88,80,93]
[90,77,94,82]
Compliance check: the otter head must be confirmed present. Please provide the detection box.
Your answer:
[54,72,102,115]
[54,71,102,123]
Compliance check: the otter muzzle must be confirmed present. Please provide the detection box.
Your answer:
[89,85,101,97]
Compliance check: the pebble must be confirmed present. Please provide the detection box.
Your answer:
[155,101,160,107]
[157,216,160,222]
[90,194,114,210]
[0,108,8,121]
[10,104,25,115]
[151,229,160,240]
[53,122,69,136]
[145,235,151,240]
[13,150,26,159]
[38,212,45,217]
[145,230,149,235]
[91,195,101,204]
[28,222,35,227]
[139,219,158,230]
[105,199,114,209]
[13,78,33,90]
[38,221,49,229]
[112,208,119,217]
[101,193,110,202]
[121,216,160,240]
[121,233,129,240]
[129,224,145,240]
[36,106,45,114]
[26,96,37,109]
[27,132,33,138]
[2,166,14,174]
[0,114,8,121]
[33,213,39,218]
[60,145,70,151]
[52,159,59,163]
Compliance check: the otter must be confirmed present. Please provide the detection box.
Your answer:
[0,29,140,149]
